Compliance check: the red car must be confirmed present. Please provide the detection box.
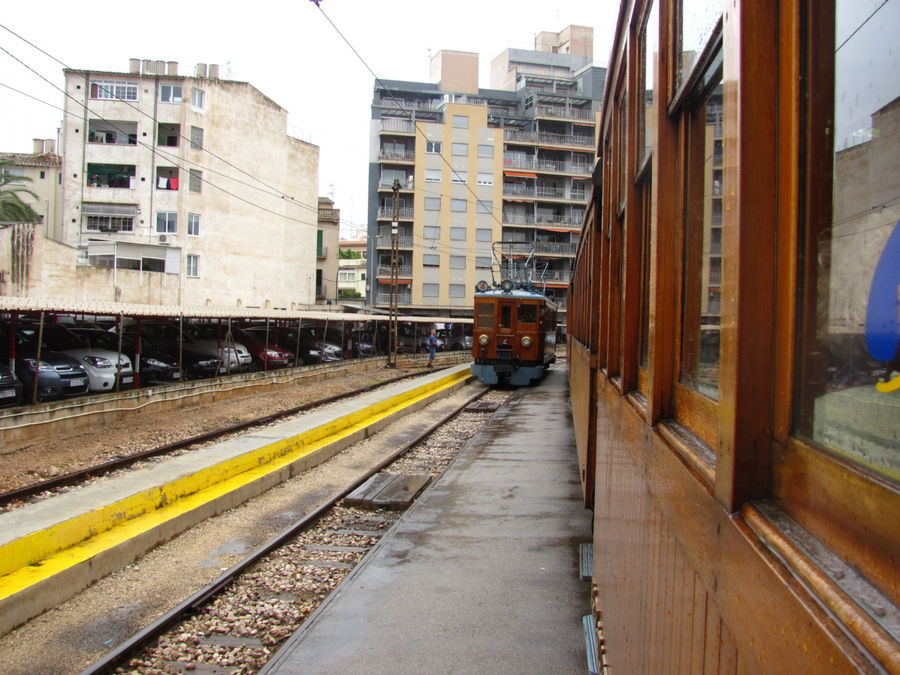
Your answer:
[234,327,295,370]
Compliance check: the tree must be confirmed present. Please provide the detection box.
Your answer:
[339,247,362,259]
[0,160,40,223]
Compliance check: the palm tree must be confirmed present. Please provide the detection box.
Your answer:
[0,159,40,223]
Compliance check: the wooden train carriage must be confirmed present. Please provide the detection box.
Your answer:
[569,0,900,671]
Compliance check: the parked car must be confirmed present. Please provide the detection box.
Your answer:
[184,323,252,371]
[234,327,295,370]
[103,328,181,385]
[0,364,23,407]
[138,321,242,376]
[41,325,135,392]
[0,325,90,401]
[271,326,323,365]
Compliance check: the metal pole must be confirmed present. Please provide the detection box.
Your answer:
[390,179,400,367]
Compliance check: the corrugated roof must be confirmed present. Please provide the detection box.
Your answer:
[0,296,471,324]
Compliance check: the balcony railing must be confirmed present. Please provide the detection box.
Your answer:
[502,212,583,228]
[319,208,339,221]
[378,178,413,190]
[377,206,414,220]
[502,213,536,225]
[504,130,537,144]
[378,98,440,112]
[379,149,416,162]
[537,269,573,283]
[504,184,587,201]
[375,293,412,305]
[377,264,412,277]
[537,132,595,148]
[503,157,592,174]
[534,105,595,121]
[380,118,417,134]
[376,235,414,248]
[317,245,328,259]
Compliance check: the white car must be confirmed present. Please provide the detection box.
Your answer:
[185,325,252,372]
[42,326,135,392]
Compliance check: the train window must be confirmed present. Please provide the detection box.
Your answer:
[794,0,900,485]
[517,304,536,324]
[499,304,512,330]
[674,0,722,97]
[637,0,658,172]
[476,302,494,329]
[679,76,723,402]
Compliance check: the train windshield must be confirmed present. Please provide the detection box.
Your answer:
[517,304,537,324]
[499,304,512,330]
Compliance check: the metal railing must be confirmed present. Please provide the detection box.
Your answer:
[503,157,592,174]
[504,130,537,144]
[375,293,412,305]
[380,118,417,134]
[316,246,328,259]
[538,132,595,148]
[534,105,595,121]
[377,206,414,220]
[376,235,414,248]
[379,150,416,162]
[377,264,412,277]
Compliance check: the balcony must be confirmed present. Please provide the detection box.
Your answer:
[536,269,573,283]
[380,118,416,135]
[534,105,595,122]
[377,264,413,277]
[86,163,136,189]
[377,206,414,220]
[375,293,412,305]
[502,212,583,229]
[378,178,414,191]
[504,130,537,144]
[500,241,577,257]
[537,132,595,148]
[376,235,414,248]
[317,245,328,259]
[503,156,592,175]
[379,149,416,163]
[504,184,586,202]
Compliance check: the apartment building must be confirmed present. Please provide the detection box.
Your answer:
[316,197,340,304]
[0,139,62,233]
[51,59,318,308]
[367,27,604,329]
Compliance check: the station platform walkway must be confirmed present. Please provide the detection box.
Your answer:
[262,366,593,675]
[0,364,472,637]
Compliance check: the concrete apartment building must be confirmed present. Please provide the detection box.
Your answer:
[4,59,319,308]
[316,197,340,304]
[367,26,605,329]
[1,139,62,232]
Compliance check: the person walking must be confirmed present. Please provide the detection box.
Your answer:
[427,329,438,368]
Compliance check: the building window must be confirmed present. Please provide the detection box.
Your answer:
[425,197,441,210]
[156,212,177,233]
[85,216,134,233]
[452,142,468,156]
[476,228,492,242]
[450,255,466,269]
[192,88,206,109]
[423,254,440,266]
[451,198,467,212]
[4,168,25,184]
[190,126,204,150]
[477,199,493,213]
[87,163,136,188]
[425,168,441,182]
[423,283,439,297]
[449,284,465,297]
[426,140,442,154]
[452,115,468,128]
[188,213,200,236]
[424,226,441,239]
[451,170,467,184]
[450,227,466,240]
[160,84,182,103]
[478,144,494,158]
[186,254,199,277]
[189,169,202,192]
[476,256,492,268]
[477,173,493,186]
[90,80,137,101]
[339,270,356,282]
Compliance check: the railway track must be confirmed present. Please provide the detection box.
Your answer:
[79,386,508,674]
[0,368,444,511]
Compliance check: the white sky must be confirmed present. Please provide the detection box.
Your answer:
[0,0,618,238]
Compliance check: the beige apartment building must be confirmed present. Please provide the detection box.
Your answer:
[367,26,605,329]
[0,139,62,233]
[7,59,320,308]
[316,197,340,304]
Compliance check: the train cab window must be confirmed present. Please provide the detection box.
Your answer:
[794,1,900,485]
[499,304,512,330]
[517,304,536,324]
[475,302,494,329]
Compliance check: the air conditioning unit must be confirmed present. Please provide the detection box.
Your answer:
[158,234,169,244]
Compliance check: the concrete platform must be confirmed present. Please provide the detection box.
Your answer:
[0,364,472,638]
[262,367,593,674]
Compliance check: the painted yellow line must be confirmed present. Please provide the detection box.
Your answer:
[0,369,468,601]
[876,374,900,393]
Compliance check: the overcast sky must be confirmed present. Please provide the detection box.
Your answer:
[0,0,618,238]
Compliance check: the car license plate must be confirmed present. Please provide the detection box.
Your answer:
[0,389,15,398]
[70,378,86,387]
[172,372,180,379]
[122,376,134,384]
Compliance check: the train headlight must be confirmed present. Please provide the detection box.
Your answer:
[521,336,532,348]
[478,334,489,346]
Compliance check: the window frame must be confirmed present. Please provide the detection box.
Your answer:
[186,254,199,278]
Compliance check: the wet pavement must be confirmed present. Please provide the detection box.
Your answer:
[262,367,592,674]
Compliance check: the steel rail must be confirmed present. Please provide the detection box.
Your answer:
[80,383,488,675]
[0,367,449,509]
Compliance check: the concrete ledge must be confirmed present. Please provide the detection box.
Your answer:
[0,365,472,637]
